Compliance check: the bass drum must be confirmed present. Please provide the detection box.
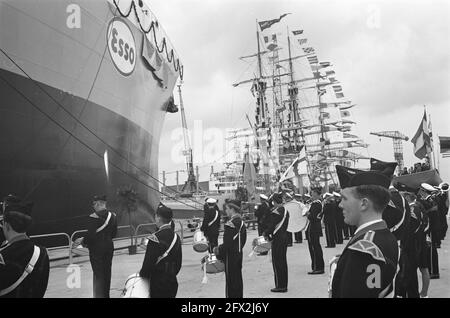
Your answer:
[201,253,225,274]
[121,273,150,298]
[284,201,309,233]
[193,229,209,253]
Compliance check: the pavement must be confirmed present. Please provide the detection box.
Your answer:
[45,225,450,298]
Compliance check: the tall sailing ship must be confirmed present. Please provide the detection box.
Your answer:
[233,14,369,194]
[0,0,182,235]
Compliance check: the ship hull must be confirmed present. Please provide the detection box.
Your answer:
[0,0,180,236]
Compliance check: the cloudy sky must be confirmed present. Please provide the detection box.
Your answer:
[150,0,450,186]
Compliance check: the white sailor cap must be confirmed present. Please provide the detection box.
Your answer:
[206,198,217,204]
[259,194,269,201]
[332,191,341,197]
[285,192,293,199]
[323,192,332,199]
[304,194,311,198]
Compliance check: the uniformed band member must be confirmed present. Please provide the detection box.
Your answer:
[214,200,247,298]
[77,195,118,298]
[263,193,289,292]
[330,165,399,298]
[333,193,345,244]
[254,194,271,255]
[306,188,325,274]
[140,204,182,298]
[322,193,337,248]
[0,201,50,298]
[200,198,220,253]
[284,192,294,247]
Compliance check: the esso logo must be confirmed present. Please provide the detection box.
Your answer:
[107,18,136,76]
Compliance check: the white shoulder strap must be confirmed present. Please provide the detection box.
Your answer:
[156,234,178,265]
[0,245,41,296]
[208,210,219,227]
[96,212,112,233]
[273,209,287,235]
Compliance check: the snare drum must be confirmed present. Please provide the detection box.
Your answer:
[252,236,271,254]
[201,253,225,274]
[193,229,209,253]
[121,273,150,298]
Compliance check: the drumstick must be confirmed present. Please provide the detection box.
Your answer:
[202,256,208,284]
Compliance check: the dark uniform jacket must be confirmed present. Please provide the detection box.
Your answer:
[0,235,49,298]
[83,209,118,253]
[263,206,289,241]
[217,215,247,260]
[254,202,271,233]
[200,205,220,238]
[140,223,182,298]
[306,200,323,235]
[331,220,399,298]
[323,201,336,224]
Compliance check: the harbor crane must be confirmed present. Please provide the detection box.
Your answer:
[370,130,409,173]
[178,84,201,197]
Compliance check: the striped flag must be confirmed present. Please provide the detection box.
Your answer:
[411,110,433,159]
[298,38,307,45]
[332,85,342,92]
[279,146,307,182]
[259,14,291,31]
[303,47,315,54]
[292,30,303,35]
[307,55,318,64]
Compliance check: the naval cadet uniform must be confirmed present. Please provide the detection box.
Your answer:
[264,205,290,290]
[0,234,50,298]
[323,201,337,248]
[331,220,399,297]
[140,223,182,298]
[306,200,325,272]
[200,204,220,253]
[82,209,118,298]
[216,214,247,298]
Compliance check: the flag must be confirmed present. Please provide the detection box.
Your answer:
[307,55,318,64]
[344,133,358,139]
[292,30,303,35]
[243,152,257,203]
[332,85,342,92]
[335,92,345,98]
[340,110,351,117]
[320,62,331,68]
[303,47,315,54]
[329,77,337,83]
[325,70,335,77]
[264,36,269,43]
[320,137,331,146]
[259,14,290,31]
[298,38,307,45]
[342,119,355,124]
[411,110,433,159]
[279,146,307,182]
[439,136,450,154]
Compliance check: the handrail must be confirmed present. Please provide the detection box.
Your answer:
[30,232,72,264]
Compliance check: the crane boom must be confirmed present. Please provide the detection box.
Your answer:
[370,130,409,141]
